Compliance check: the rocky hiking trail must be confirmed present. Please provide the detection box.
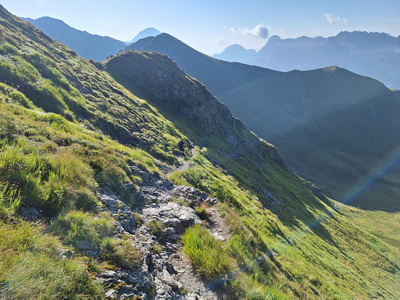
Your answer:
[164,148,196,178]
[96,150,232,299]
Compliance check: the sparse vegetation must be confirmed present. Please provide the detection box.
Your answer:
[194,202,209,220]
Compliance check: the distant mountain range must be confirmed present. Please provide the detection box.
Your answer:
[23,17,161,61]
[126,33,400,212]
[214,32,400,90]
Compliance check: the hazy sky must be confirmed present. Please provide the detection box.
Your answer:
[2,0,400,55]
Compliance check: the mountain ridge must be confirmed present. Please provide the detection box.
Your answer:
[23,16,126,61]
[213,44,257,63]
[215,31,400,89]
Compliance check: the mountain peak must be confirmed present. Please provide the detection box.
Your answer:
[128,27,161,43]
[213,44,257,63]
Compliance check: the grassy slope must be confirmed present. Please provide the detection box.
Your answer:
[0,6,182,298]
[0,6,399,299]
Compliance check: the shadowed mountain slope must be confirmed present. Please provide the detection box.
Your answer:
[125,33,400,212]
[24,16,126,61]
[0,5,399,299]
[214,31,400,90]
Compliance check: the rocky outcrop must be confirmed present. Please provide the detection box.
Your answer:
[105,51,287,170]
[96,164,225,299]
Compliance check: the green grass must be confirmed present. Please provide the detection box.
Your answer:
[0,220,103,299]
[147,219,166,239]
[100,236,141,270]
[50,210,114,247]
[341,206,400,248]
[194,202,209,220]
[182,224,233,279]
[171,152,400,299]
[0,141,98,216]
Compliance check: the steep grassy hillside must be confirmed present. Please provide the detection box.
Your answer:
[125,34,400,214]
[0,5,399,299]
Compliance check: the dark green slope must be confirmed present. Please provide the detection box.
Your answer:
[125,34,400,211]
[0,5,399,299]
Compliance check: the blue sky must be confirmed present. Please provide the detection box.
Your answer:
[2,0,400,55]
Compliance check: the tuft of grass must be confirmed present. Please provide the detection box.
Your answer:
[152,243,163,255]
[0,181,21,217]
[147,220,166,239]
[100,237,141,270]
[50,210,114,248]
[0,143,99,216]
[1,252,103,299]
[231,273,290,300]
[195,202,209,220]
[182,224,233,279]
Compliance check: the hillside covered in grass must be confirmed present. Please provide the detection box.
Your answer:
[0,5,399,299]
